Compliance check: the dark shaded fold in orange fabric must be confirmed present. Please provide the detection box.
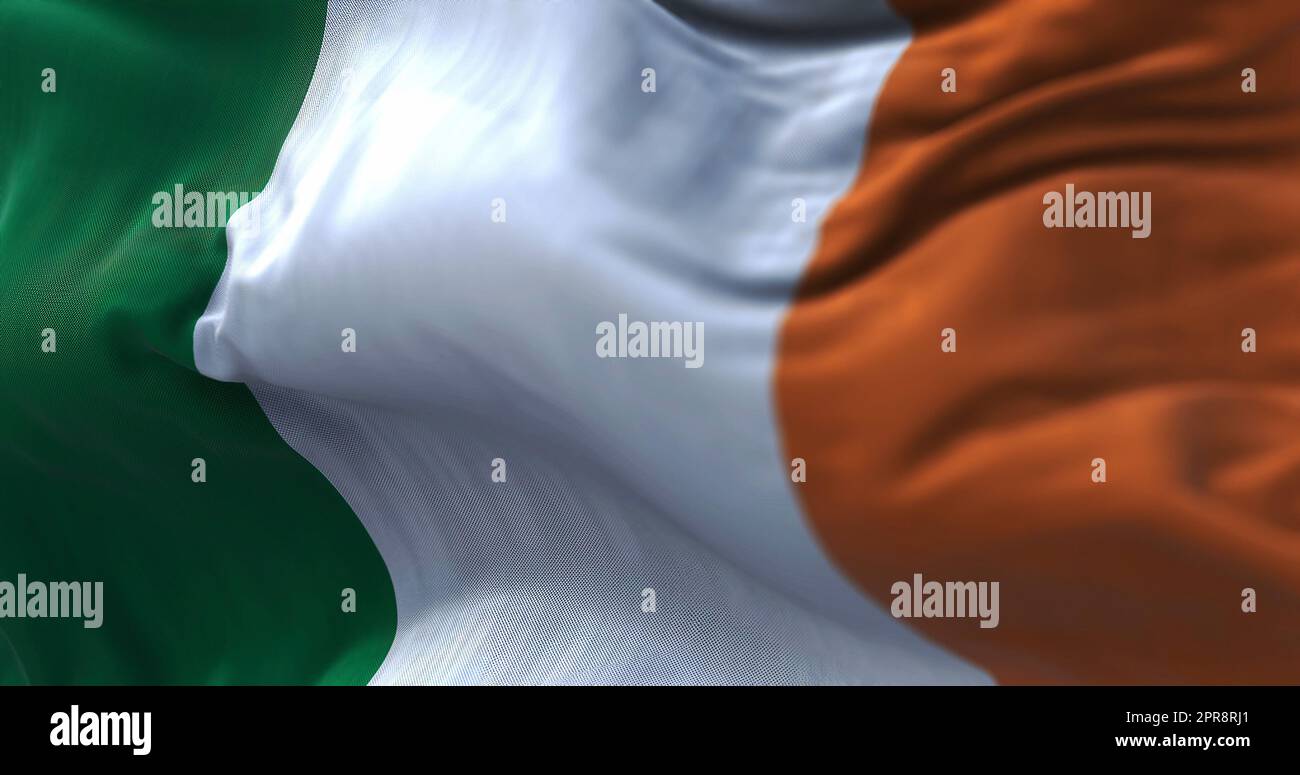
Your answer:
[778,0,1300,683]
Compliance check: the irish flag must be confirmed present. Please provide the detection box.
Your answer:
[3,0,1298,685]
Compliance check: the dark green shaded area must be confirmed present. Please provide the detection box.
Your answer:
[0,0,396,683]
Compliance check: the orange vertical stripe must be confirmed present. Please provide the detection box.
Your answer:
[778,0,1300,683]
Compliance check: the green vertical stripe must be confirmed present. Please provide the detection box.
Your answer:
[0,0,396,684]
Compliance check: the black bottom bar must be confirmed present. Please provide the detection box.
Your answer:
[3,686,1287,762]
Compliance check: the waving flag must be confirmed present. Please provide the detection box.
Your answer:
[2,0,1297,684]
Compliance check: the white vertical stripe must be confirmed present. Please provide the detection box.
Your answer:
[197,0,988,683]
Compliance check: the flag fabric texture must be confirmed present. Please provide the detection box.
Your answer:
[2,0,1298,684]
